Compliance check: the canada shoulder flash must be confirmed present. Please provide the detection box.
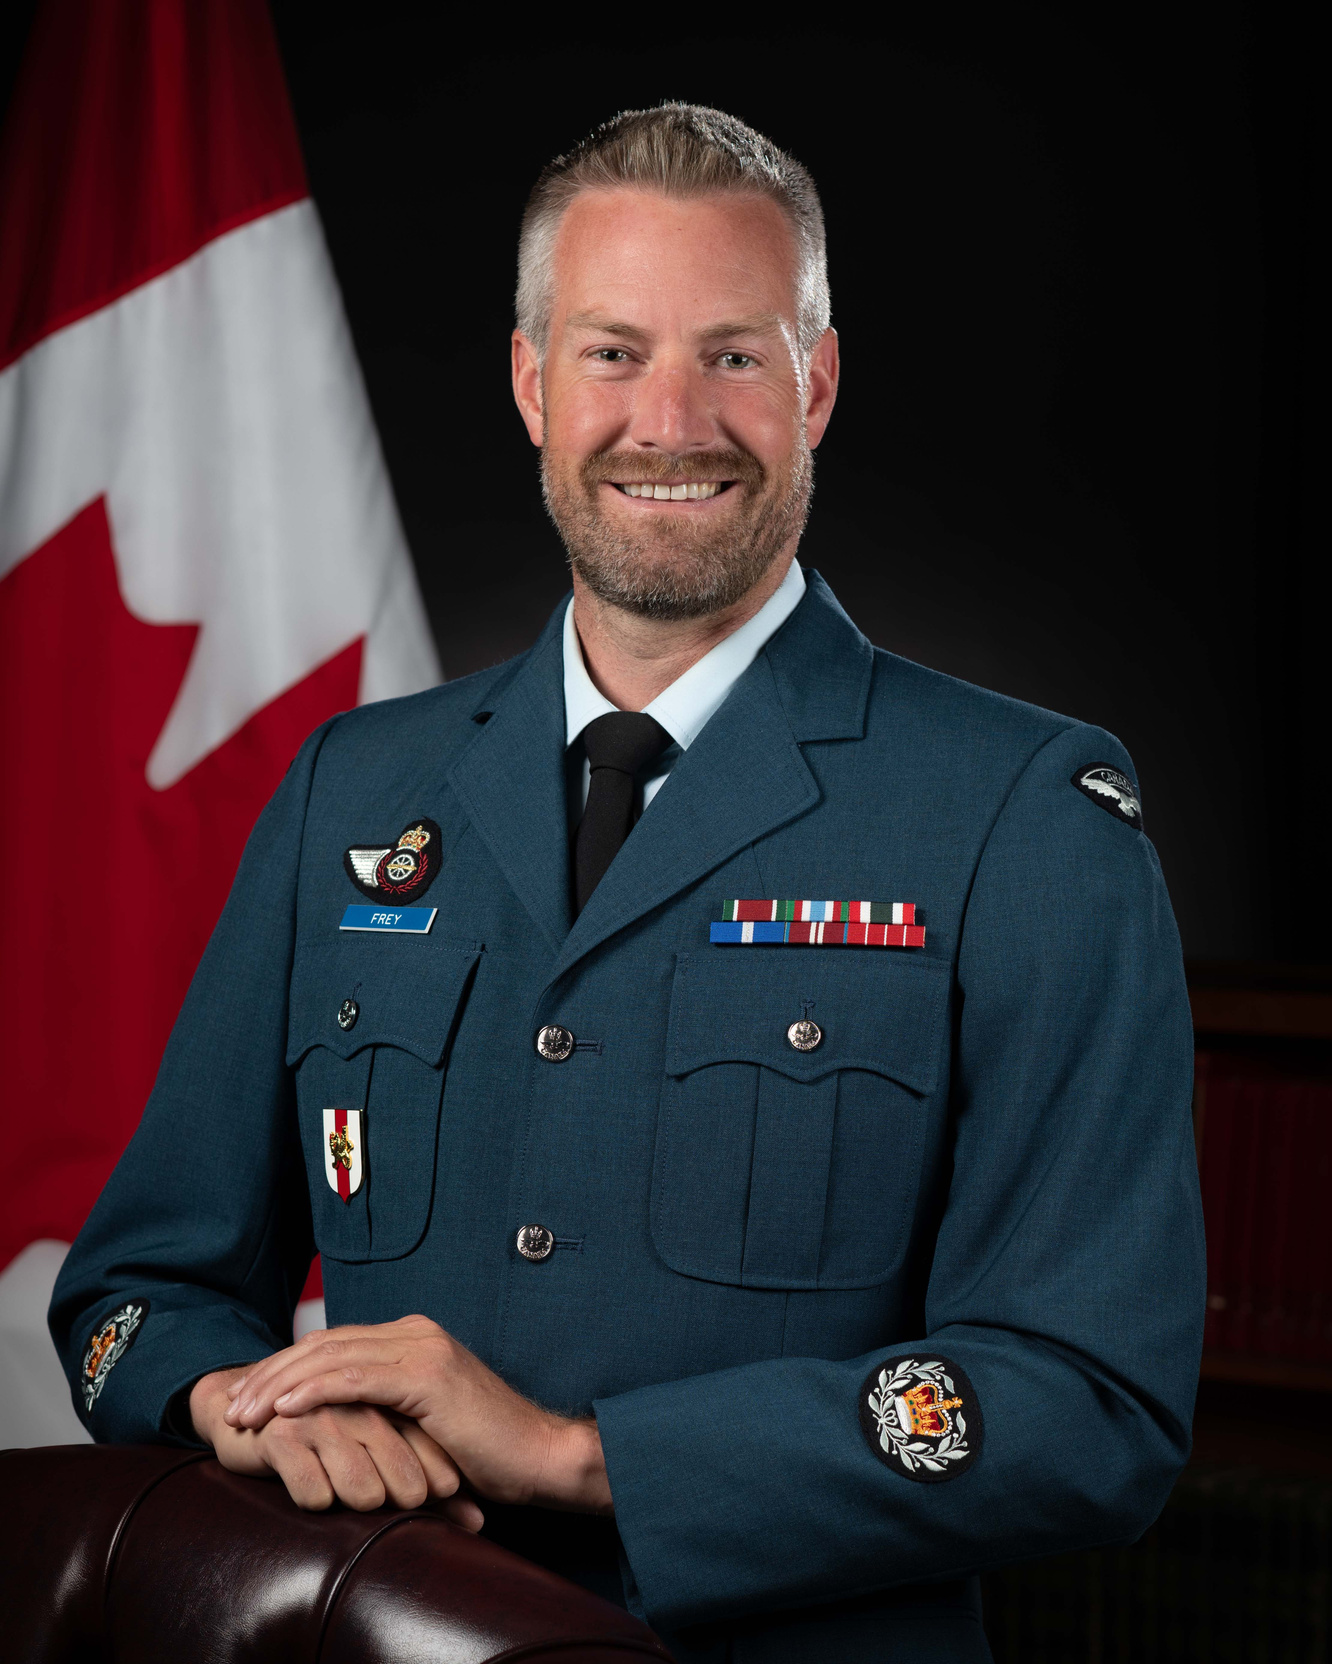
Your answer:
[859,1354,982,1483]
[81,1300,149,1412]
[1071,762,1143,830]
[343,817,444,902]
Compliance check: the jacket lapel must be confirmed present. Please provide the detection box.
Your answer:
[446,572,874,970]
[548,572,873,982]
[446,609,572,951]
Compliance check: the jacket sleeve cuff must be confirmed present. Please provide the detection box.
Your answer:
[74,1302,280,1446]
[594,1359,800,1631]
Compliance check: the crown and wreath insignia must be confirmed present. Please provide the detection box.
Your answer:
[858,1355,983,1484]
[80,1300,149,1413]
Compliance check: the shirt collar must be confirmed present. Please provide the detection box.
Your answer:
[563,558,806,749]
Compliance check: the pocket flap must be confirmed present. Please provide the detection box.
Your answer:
[666,949,949,1094]
[286,937,483,1067]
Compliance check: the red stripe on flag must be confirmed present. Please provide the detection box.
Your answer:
[0,0,308,371]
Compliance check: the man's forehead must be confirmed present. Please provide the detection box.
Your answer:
[551,188,800,321]
[563,309,788,343]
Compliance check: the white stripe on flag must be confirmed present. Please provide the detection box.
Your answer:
[741,921,754,942]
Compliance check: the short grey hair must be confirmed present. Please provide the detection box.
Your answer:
[516,103,831,362]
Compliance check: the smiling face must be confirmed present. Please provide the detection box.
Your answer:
[512,188,838,621]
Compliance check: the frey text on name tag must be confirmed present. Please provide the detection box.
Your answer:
[339,905,437,934]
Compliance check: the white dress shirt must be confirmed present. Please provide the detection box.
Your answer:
[563,558,807,820]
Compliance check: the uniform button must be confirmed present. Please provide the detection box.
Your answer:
[535,1024,574,1062]
[337,998,360,1032]
[787,1018,822,1052]
[516,1224,555,1262]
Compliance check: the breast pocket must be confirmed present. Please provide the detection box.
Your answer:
[651,949,950,1291]
[286,940,482,1263]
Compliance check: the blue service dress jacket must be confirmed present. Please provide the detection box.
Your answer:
[51,572,1205,1663]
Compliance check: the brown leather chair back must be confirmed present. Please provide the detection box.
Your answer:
[1,1445,674,1663]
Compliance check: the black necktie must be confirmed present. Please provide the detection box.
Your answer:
[574,711,673,916]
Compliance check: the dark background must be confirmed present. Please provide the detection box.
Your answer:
[2,7,1318,962]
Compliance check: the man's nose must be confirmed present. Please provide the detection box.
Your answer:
[627,361,716,453]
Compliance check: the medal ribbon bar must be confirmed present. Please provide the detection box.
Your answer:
[711,919,925,947]
[721,899,917,925]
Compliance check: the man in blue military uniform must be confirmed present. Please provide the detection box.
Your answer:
[52,105,1205,1661]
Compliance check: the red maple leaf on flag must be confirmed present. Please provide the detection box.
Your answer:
[0,497,359,1273]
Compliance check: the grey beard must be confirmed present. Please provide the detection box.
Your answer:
[541,446,814,622]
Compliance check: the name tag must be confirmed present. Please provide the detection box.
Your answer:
[339,905,436,934]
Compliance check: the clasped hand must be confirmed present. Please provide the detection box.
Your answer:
[190,1314,611,1522]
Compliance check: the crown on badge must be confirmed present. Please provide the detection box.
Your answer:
[84,1322,117,1381]
[396,824,430,852]
[901,1381,964,1437]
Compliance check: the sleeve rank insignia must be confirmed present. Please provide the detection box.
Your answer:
[859,1353,982,1483]
[343,817,443,903]
[81,1299,148,1412]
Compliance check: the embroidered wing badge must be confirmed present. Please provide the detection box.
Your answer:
[81,1300,149,1412]
[1072,763,1143,830]
[343,817,443,903]
[859,1354,982,1483]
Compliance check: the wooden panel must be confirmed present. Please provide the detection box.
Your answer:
[1200,1350,1332,1392]
[1190,987,1332,1038]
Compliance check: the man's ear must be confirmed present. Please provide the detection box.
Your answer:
[805,326,839,450]
[511,330,545,447]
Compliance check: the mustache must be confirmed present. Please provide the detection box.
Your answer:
[579,448,766,488]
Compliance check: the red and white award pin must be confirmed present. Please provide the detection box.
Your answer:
[323,1108,364,1202]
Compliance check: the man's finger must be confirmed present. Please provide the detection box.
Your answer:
[226,1332,324,1399]
[226,1323,410,1400]
[224,1328,372,1398]
[359,1413,433,1511]
[397,1419,463,1500]
[263,1363,411,1424]
[308,1415,389,1512]
[438,1493,486,1533]
[261,1431,336,1511]
[209,1425,273,1481]
[226,1340,407,1427]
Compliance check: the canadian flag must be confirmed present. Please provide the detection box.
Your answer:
[0,0,439,1443]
